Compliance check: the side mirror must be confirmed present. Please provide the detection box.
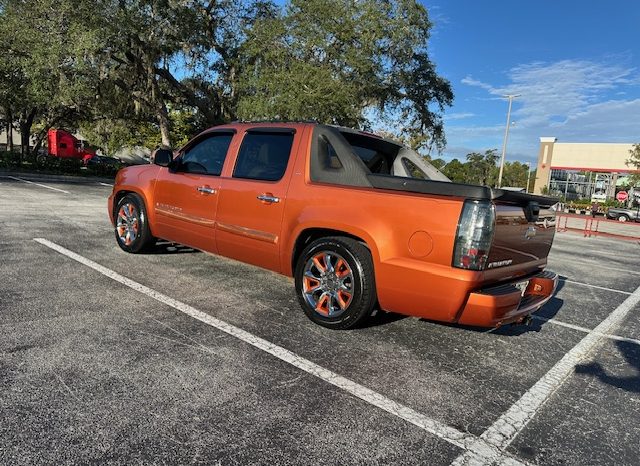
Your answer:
[153,148,173,167]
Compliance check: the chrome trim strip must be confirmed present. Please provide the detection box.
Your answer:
[155,206,215,227]
[216,222,278,244]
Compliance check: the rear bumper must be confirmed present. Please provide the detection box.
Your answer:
[457,270,558,327]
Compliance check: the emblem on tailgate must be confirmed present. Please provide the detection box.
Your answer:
[487,259,513,269]
[524,226,536,240]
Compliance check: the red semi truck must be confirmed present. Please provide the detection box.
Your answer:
[47,129,95,163]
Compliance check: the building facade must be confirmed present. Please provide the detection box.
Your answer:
[533,138,638,200]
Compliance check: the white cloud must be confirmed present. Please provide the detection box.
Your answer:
[461,76,493,91]
[455,59,640,160]
[556,98,640,139]
[443,112,475,121]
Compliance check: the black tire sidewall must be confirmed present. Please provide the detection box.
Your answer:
[295,237,375,329]
[114,194,151,253]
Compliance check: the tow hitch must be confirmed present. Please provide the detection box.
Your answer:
[519,314,533,326]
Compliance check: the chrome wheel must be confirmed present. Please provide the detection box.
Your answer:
[302,251,354,317]
[116,202,140,246]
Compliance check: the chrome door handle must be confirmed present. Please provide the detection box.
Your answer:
[197,186,216,194]
[257,194,280,204]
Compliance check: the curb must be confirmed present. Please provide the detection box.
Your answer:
[0,170,114,185]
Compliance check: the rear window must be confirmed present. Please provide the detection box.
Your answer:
[233,132,294,181]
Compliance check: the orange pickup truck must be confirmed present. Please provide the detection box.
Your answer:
[108,122,558,329]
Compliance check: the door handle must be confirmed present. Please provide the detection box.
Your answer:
[197,186,216,194]
[257,193,280,204]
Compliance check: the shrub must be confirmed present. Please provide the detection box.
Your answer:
[0,151,19,168]
[58,158,83,174]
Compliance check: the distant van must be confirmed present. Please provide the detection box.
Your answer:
[591,192,606,202]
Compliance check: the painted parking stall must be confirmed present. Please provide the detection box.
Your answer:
[2,177,640,465]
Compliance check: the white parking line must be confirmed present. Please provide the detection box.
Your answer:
[452,282,640,465]
[533,315,640,347]
[98,182,113,187]
[6,176,70,194]
[33,237,525,465]
[561,278,632,295]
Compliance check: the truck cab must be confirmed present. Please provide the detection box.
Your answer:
[47,129,95,162]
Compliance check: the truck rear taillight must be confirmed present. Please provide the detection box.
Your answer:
[453,200,495,271]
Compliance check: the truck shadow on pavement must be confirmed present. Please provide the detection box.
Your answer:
[575,341,640,393]
[142,241,200,255]
[361,309,409,328]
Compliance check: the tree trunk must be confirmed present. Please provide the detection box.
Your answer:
[18,108,37,165]
[151,76,171,147]
[157,103,171,147]
[7,109,14,153]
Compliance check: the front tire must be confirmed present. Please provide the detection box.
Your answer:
[295,236,377,329]
[114,193,154,253]
[618,215,629,222]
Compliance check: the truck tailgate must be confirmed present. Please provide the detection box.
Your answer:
[486,204,556,271]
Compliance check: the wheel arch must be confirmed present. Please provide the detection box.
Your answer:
[112,188,155,235]
[289,227,376,277]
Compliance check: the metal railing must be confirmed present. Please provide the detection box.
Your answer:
[556,213,640,241]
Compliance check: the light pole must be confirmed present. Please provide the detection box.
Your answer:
[525,161,531,193]
[497,94,520,188]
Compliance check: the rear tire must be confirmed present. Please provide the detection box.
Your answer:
[114,193,154,253]
[294,236,377,329]
[618,215,629,222]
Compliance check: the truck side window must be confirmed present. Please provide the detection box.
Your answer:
[180,133,233,175]
[233,132,294,182]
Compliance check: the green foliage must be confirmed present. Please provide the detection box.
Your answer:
[464,150,498,186]
[628,143,640,186]
[566,199,623,210]
[440,151,533,188]
[58,158,84,174]
[0,0,103,160]
[429,158,446,171]
[1,0,453,159]
[78,108,199,155]
[238,0,453,149]
[441,158,467,183]
[0,151,17,168]
[501,161,531,189]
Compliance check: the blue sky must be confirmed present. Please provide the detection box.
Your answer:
[422,0,640,163]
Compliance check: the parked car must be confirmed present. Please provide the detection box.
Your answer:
[108,122,558,329]
[606,207,640,222]
[84,154,123,176]
[85,154,122,167]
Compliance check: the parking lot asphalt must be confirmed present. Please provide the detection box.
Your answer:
[1,174,639,465]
